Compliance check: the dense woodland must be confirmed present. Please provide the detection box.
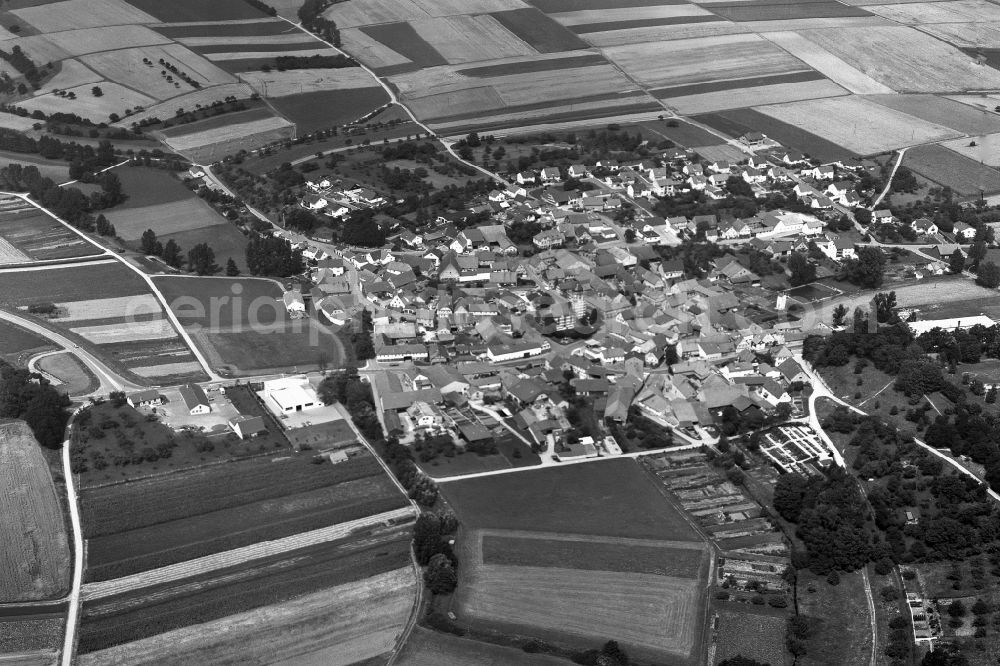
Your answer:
[0,360,71,449]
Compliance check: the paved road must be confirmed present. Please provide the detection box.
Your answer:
[60,408,85,666]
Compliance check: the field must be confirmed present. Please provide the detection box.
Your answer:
[713,606,789,666]
[162,223,249,273]
[603,34,811,88]
[10,26,171,62]
[80,559,415,664]
[443,459,701,539]
[108,83,255,128]
[940,131,1000,167]
[237,68,380,97]
[667,78,847,115]
[0,261,149,308]
[81,450,406,581]
[80,45,235,101]
[921,22,1000,49]
[0,421,71,603]
[796,569,874,666]
[398,626,567,665]
[153,21,298,40]
[122,0,271,21]
[153,276,284,328]
[865,94,1000,135]
[903,144,1000,196]
[761,31,894,94]
[40,58,104,94]
[20,82,157,124]
[36,352,97,396]
[161,113,296,163]
[754,95,962,155]
[0,616,64,657]
[268,88,391,133]
[443,460,709,661]
[799,25,1000,92]
[0,152,70,183]
[102,167,231,241]
[0,319,55,365]
[693,108,858,163]
[11,0,158,31]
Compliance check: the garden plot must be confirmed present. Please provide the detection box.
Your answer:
[754,95,963,154]
[11,25,171,62]
[81,45,235,101]
[409,16,537,64]
[667,78,846,115]
[762,31,894,94]
[339,29,411,70]
[237,68,379,97]
[19,82,156,123]
[0,421,71,603]
[323,0,430,28]
[799,25,1000,92]
[70,318,176,345]
[603,33,808,88]
[865,94,1000,134]
[11,0,158,31]
[40,59,103,93]
[51,295,162,322]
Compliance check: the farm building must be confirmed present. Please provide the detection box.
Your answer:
[179,383,210,415]
[263,376,319,413]
[229,415,267,440]
[283,290,306,318]
[126,389,162,408]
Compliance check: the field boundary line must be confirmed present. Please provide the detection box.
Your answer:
[81,506,414,601]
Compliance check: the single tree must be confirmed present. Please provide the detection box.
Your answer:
[162,238,183,268]
[225,257,239,276]
[832,303,850,328]
[975,261,1000,289]
[187,243,217,275]
[91,85,103,97]
[424,553,457,594]
[140,228,158,255]
[949,249,966,274]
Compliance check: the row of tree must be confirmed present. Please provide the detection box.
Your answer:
[140,228,238,276]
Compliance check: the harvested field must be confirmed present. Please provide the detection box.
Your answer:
[178,34,317,48]
[492,65,635,105]
[604,33,809,88]
[12,25,171,61]
[237,68,378,97]
[410,15,536,64]
[443,459,700,540]
[583,22,753,47]
[339,28,411,71]
[940,132,1000,167]
[162,115,296,162]
[903,144,1000,195]
[11,0,157,31]
[693,108,855,162]
[754,95,962,154]
[713,607,790,666]
[0,113,41,132]
[920,22,1000,49]
[460,565,701,657]
[122,0,270,21]
[799,25,1000,92]
[38,59,102,93]
[79,563,415,664]
[491,7,590,52]
[323,0,430,29]
[761,30,894,94]
[0,261,149,307]
[533,0,695,8]
[665,78,847,115]
[19,83,156,124]
[407,87,507,121]
[36,352,96,395]
[635,118,723,147]
[481,530,706,577]
[153,21,295,39]
[866,94,1000,134]
[866,0,1000,24]
[109,198,228,242]
[161,223,248,273]
[70,318,175,345]
[398,626,565,665]
[81,46,235,101]
[569,15,725,34]
[711,1,870,20]
[52,295,161,322]
[359,23,447,70]
[551,5,715,25]
[416,0,530,13]
[268,88,390,133]
[0,421,70,603]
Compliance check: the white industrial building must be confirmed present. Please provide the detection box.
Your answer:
[262,376,319,414]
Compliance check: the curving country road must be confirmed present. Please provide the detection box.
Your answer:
[60,408,85,666]
[0,309,137,395]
